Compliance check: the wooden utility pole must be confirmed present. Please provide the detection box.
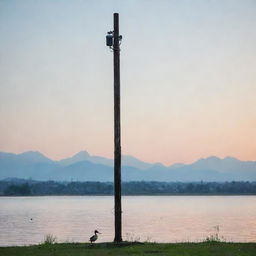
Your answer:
[113,13,122,243]
[106,12,122,243]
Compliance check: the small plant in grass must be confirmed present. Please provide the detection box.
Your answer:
[204,225,226,242]
[125,233,154,243]
[125,232,141,242]
[42,234,57,245]
[145,236,154,243]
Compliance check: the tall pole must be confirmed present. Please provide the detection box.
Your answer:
[113,13,122,243]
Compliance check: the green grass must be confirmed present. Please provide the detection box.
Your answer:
[0,242,256,256]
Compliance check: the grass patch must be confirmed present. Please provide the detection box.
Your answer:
[0,242,256,256]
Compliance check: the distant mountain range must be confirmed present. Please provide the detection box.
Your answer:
[0,151,255,182]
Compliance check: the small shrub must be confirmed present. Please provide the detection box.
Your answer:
[204,225,226,242]
[145,236,154,243]
[125,232,141,242]
[42,234,57,245]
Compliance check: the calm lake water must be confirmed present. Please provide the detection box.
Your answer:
[0,196,255,246]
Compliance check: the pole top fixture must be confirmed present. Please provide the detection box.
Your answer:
[106,14,122,49]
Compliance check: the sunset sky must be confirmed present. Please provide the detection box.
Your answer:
[0,0,255,165]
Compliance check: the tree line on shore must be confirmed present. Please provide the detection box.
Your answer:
[0,179,256,196]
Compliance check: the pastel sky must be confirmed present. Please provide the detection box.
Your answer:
[0,0,255,165]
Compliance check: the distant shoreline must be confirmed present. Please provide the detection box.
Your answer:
[0,194,256,198]
[1,193,256,197]
[1,179,256,196]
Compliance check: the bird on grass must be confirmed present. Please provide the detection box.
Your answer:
[89,230,101,244]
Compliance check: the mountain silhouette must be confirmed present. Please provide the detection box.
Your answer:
[0,151,255,182]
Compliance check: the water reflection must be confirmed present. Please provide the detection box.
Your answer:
[0,196,255,246]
